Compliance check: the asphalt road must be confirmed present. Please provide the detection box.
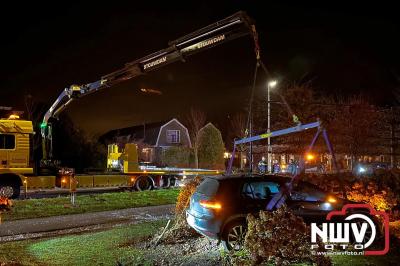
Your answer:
[0,204,174,242]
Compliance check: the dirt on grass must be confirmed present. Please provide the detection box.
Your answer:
[138,235,222,266]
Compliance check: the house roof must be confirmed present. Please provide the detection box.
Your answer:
[100,121,165,146]
[155,118,192,148]
[100,118,190,146]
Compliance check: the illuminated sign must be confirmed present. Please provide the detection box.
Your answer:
[143,56,167,70]
[182,34,226,53]
[196,34,225,49]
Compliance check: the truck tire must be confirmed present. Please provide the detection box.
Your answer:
[135,176,153,191]
[169,176,177,187]
[0,181,20,199]
[161,176,171,188]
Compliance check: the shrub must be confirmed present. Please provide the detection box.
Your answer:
[0,197,12,223]
[198,123,225,169]
[159,176,203,244]
[300,173,354,196]
[161,146,192,168]
[347,181,398,211]
[229,206,331,266]
[301,173,399,214]
[175,176,202,215]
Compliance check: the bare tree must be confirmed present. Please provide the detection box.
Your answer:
[24,94,47,126]
[24,94,34,121]
[230,112,247,139]
[270,83,321,154]
[229,112,247,169]
[24,94,48,162]
[328,95,384,169]
[185,108,206,168]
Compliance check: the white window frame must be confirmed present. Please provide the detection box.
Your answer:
[166,130,180,144]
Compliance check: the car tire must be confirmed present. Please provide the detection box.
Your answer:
[349,215,379,245]
[221,220,247,251]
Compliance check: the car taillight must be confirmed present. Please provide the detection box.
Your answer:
[199,200,222,210]
[326,196,337,203]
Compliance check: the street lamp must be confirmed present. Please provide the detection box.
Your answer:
[267,80,277,173]
[268,80,277,88]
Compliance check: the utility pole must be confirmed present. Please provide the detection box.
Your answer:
[267,80,277,173]
[249,117,253,173]
[391,107,395,168]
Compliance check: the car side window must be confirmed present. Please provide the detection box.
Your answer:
[291,183,326,202]
[242,182,280,200]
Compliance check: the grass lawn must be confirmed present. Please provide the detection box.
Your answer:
[0,220,165,266]
[2,188,179,221]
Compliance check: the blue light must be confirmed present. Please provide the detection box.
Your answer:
[322,202,332,210]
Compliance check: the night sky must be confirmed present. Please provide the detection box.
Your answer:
[1,2,399,137]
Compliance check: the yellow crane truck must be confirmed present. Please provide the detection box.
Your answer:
[0,117,33,198]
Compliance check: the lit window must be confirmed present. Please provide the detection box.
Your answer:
[0,134,15,150]
[166,130,180,143]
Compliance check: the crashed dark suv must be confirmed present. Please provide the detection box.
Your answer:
[186,174,350,250]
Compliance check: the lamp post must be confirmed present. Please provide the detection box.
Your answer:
[267,80,277,173]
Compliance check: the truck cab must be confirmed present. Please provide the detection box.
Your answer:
[0,116,33,198]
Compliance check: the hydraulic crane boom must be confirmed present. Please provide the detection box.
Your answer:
[41,11,256,161]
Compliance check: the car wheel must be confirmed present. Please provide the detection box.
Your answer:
[350,217,376,246]
[222,220,247,251]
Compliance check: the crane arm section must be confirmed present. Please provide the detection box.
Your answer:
[234,122,321,145]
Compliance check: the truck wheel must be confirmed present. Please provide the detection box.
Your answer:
[135,176,153,191]
[161,176,171,188]
[169,176,177,187]
[0,181,20,199]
